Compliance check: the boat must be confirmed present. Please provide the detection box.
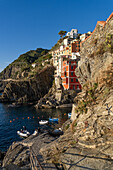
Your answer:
[8,103,19,108]
[49,118,59,123]
[39,120,48,125]
[17,130,30,138]
[49,128,63,137]
[68,113,71,119]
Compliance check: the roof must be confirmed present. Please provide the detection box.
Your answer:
[80,12,113,45]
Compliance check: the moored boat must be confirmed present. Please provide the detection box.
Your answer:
[49,128,63,137]
[39,120,48,125]
[17,130,30,138]
[68,113,71,119]
[49,118,59,123]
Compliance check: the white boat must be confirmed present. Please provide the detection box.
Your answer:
[68,113,71,119]
[17,130,30,138]
[39,120,48,125]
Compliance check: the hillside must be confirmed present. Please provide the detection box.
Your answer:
[1,13,113,170]
[0,65,55,104]
[0,48,50,80]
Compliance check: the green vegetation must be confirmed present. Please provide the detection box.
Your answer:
[0,48,50,79]
[35,54,52,64]
[65,124,70,130]
[104,34,113,53]
[75,82,98,114]
[51,36,68,51]
[88,34,113,58]
[58,30,67,38]
[13,48,49,65]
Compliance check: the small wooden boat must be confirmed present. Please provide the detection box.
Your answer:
[68,113,71,119]
[49,128,63,137]
[39,120,48,125]
[49,118,59,123]
[17,130,30,138]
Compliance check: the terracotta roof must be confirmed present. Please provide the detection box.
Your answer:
[80,12,113,45]
[97,21,106,26]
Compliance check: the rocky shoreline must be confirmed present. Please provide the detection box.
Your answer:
[1,117,113,170]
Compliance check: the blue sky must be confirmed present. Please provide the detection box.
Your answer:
[0,0,113,72]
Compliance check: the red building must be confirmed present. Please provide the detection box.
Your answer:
[61,58,81,90]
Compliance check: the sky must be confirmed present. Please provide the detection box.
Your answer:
[0,0,113,72]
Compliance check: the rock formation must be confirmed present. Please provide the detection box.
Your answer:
[0,65,55,104]
[35,83,77,109]
[1,13,113,170]
[37,13,113,169]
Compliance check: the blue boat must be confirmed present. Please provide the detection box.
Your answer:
[49,118,59,122]
[68,113,71,119]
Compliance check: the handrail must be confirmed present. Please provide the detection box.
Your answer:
[30,146,44,170]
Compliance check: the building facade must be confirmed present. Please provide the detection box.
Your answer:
[66,29,78,39]
[61,58,81,90]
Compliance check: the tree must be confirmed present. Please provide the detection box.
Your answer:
[58,30,67,38]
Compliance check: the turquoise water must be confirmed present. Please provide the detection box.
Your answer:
[0,102,71,151]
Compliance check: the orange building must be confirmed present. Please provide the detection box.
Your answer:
[61,58,81,90]
[62,40,80,56]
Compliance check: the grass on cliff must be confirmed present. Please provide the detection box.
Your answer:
[88,33,113,58]
[13,48,49,65]
[74,82,98,114]
[0,48,51,79]
[50,36,68,51]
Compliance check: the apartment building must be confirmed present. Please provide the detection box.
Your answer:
[61,58,81,90]
[66,29,78,39]
[80,32,91,42]
[52,40,80,66]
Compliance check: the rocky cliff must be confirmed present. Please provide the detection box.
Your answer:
[36,13,113,169]
[0,48,49,80]
[0,65,55,104]
[35,83,77,109]
[1,13,113,170]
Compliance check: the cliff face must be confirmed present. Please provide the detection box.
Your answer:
[0,65,55,104]
[76,14,113,86]
[0,48,49,80]
[70,13,113,153]
[37,14,113,169]
[1,14,113,170]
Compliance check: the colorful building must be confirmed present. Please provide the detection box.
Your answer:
[52,40,80,67]
[61,58,81,90]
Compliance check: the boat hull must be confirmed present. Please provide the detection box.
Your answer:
[39,120,48,125]
[17,130,30,138]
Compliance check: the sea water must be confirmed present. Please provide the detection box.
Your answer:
[0,102,71,151]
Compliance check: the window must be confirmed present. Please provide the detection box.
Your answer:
[77,85,79,89]
[71,72,73,76]
[71,66,73,69]
[73,85,75,90]
[71,78,73,82]
[76,78,78,82]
